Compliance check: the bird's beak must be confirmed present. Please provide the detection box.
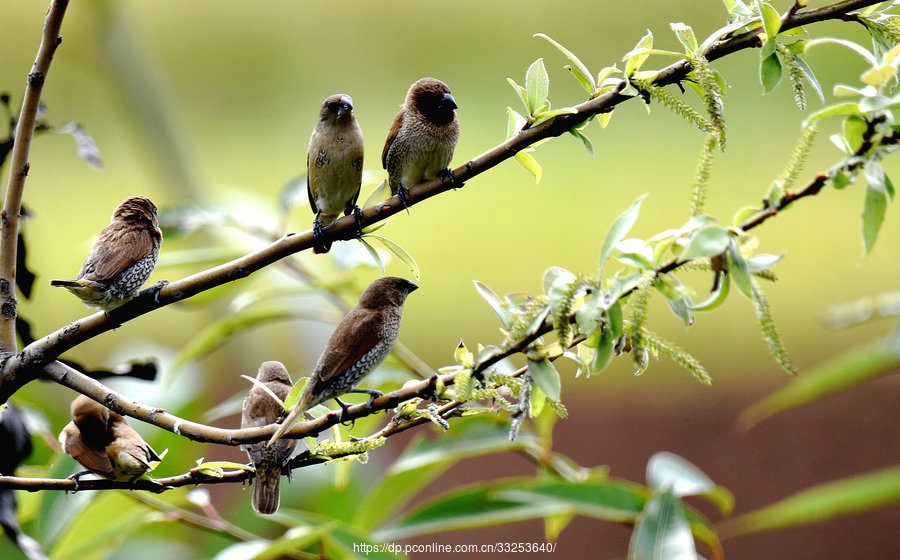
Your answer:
[338,95,354,117]
[406,281,419,294]
[440,93,458,111]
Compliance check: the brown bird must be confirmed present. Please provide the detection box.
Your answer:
[241,361,297,515]
[382,77,460,209]
[268,276,418,444]
[59,395,160,483]
[307,94,365,254]
[50,196,165,311]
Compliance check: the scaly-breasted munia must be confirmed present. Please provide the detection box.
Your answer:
[268,276,418,444]
[382,78,460,208]
[307,94,365,254]
[241,361,296,515]
[59,395,160,482]
[50,196,164,311]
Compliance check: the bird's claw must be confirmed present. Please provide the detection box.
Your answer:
[352,205,364,236]
[440,168,463,189]
[312,216,331,254]
[397,186,411,214]
[138,280,169,304]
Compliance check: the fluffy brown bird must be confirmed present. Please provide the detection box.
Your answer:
[268,276,418,444]
[308,94,365,254]
[382,77,460,208]
[241,361,297,515]
[50,196,165,311]
[59,395,160,483]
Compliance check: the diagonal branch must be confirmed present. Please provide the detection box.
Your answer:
[0,0,70,352]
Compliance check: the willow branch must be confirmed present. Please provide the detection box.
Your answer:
[0,0,69,352]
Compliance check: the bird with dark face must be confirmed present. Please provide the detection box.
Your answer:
[50,196,165,311]
[59,395,160,483]
[241,361,297,515]
[308,94,365,254]
[383,77,460,209]
[268,276,419,444]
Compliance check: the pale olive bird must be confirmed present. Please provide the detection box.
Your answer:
[50,196,164,310]
[241,361,297,514]
[268,276,418,445]
[383,78,460,209]
[59,395,160,483]
[307,94,365,254]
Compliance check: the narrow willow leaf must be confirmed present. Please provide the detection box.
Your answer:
[506,107,527,140]
[528,357,562,401]
[681,226,730,260]
[751,279,797,374]
[363,180,392,208]
[569,124,594,156]
[592,329,615,374]
[525,58,550,116]
[793,54,825,103]
[283,377,308,410]
[535,33,596,92]
[628,490,696,560]
[507,78,529,112]
[698,15,762,53]
[358,237,385,275]
[761,51,783,92]
[566,65,595,94]
[625,29,654,76]
[515,151,543,183]
[720,466,900,538]
[240,374,286,410]
[364,234,420,279]
[473,280,513,329]
[670,22,699,54]
[758,1,782,39]
[598,196,647,277]
[691,273,731,311]
[805,38,877,65]
[739,344,900,429]
[862,183,888,256]
[532,107,579,126]
[727,241,753,298]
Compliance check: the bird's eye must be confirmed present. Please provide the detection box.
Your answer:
[327,102,340,112]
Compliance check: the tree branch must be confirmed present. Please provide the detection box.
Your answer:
[0,0,70,352]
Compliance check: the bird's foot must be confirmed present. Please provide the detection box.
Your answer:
[348,388,384,413]
[335,397,354,426]
[440,168,463,189]
[313,216,331,254]
[352,205,364,236]
[138,280,169,304]
[397,186,411,214]
[66,470,92,492]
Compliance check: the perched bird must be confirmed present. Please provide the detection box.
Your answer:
[307,94,365,254]
[59,395,160,482]
[50,196,164,311]
[268,276,419,444]
[241,361,297,515]
[382,77,460,209]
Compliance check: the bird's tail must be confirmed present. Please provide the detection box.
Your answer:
[251,467,281,515]
[49,279,80,287]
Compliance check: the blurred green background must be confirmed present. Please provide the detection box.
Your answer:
[2,1,899,558]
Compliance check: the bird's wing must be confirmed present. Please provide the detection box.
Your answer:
[84,227,154,282]
[382,111,404,169]
[61,423,113,477]
[315,308,383,384]
[307,143,319,214]
[346,137,365,213]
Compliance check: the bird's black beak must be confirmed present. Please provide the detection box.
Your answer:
[440,93,458,112]
[405,281,419,294]
[337,95,354,117]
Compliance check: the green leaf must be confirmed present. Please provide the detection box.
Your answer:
[802,102,861,127]
[355,423,527,532]
[758,1,782,39]
[720,466,900,538]
[515,151,543,183]
[691,273,731,311]
[283,376,308,410]
[532,106,579,126]
[527,357,562,401]
[591,328,614,374]
[698,16,762,53]
[241,374,286,411]
[727,241,753,298]
[506,78,529,113]
[760,51,783,93]
[598,195,647,277]
[569,124,594,156]
[670,22,698,54]
[681,225,730,260]
[645,452,732,514]
[525,58,550,116]
[745,252,784,273]
[739,344,900,429]
[362,180,392,209]
[624,29,654,76]
[362,234,420,279]
[358,237,385,276]
[628,490,696,560]
[473,280,513,329]
[793,54,825,103]
[534,33,596,92]
[506,106,527,140]
[862,183,888,256]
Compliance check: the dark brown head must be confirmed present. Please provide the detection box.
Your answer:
[357,276,418,309]
[319,94,356,125]
[70,395,113,447]
[406,78,457,126]
[112,197,159,227]
[257,361,292,385]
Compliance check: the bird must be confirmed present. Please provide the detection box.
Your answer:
[268,276,419,445]
[382,77,460,209]
[241,361,297,515]
[59,395,160,483]
[50,196,165,311]
[307,94,365,254]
